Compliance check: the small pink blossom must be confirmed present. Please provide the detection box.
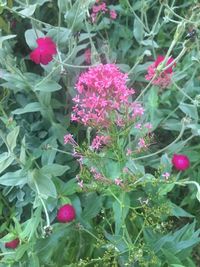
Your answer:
[145,55,176,88]
[135,123,142,129]
[126,148,132,156]
[172,154,190,171]
[84,48,91,64]
[90,167,103,180]
[110,10,117,20]
[91,135,111,150]
[64,134,78,146]
[138,138,147,149]
[162,172,170,180]
[114,178,122,186]
[123,167,129,174]
[144,122,152,130]
[78,180,84,188]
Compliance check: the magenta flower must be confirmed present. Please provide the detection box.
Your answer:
[5,238,20,249]
[172,154,190,171]
[30,37,57,65]
[145,55,176,88]
[57,204,76,223]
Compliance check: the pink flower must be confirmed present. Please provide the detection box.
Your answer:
[30,37,57,65]
[126,148,132,156]
[145,55,176,88]
[144,122,152,130]
[91,135,110,150]
[84,48,91,64]
[172,154,190,171]
[110,10,117,19]
[5,238,20,249]
[162,172,170,180]
[78,180,84,188]
[57,204,76,223]
[114,178,122,186]
[138,138,147,149]
[71,64,136,128]
[64,134,78,147]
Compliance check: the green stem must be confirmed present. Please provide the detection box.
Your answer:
[132,122,186,160]
[33,180,50,227]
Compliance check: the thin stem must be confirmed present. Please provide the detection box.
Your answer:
[172,81,194,103]
[33,180,50,227]
[132,122,186,160]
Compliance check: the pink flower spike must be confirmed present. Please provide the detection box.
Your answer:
[172,154,190,171]
[30,37,57,65]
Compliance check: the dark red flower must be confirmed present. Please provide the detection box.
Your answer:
[57,204,76,223]
[172,154,190,171]
[30,37,57,65]
[5,238,20,249]
[154,55,175,74]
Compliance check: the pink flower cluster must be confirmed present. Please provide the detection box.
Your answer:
[91,1,117,22]
[91,135,111,150]
[145,55,176,88]
[71,64,142,128]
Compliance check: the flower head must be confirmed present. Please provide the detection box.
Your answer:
[30,37,57,65]
[5,238,20,249]
[57,204,76,223]
[145,55,176,88]
[172,154,190,171]
[71,64,136,128]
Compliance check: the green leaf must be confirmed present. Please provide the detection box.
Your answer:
[158,183,175,196]
[34,80,62,92]
[59,178,77,196]
[0,34,16,47]
[19,4,37,16]
[82,193,102,219]
[0,152,14,175]
[29,169,57,199]
[113,193,130,235]
[40,164,70,177]
[162,248,183,265]
[179,102,198,121]
[0,169,28,186]
[28,253,40,267]
[170,203,194,218]
[21,207,42,240]
[25,29,44,49]
[133,18,143,43]
[6,126,20,151]
[12,102,42,115]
